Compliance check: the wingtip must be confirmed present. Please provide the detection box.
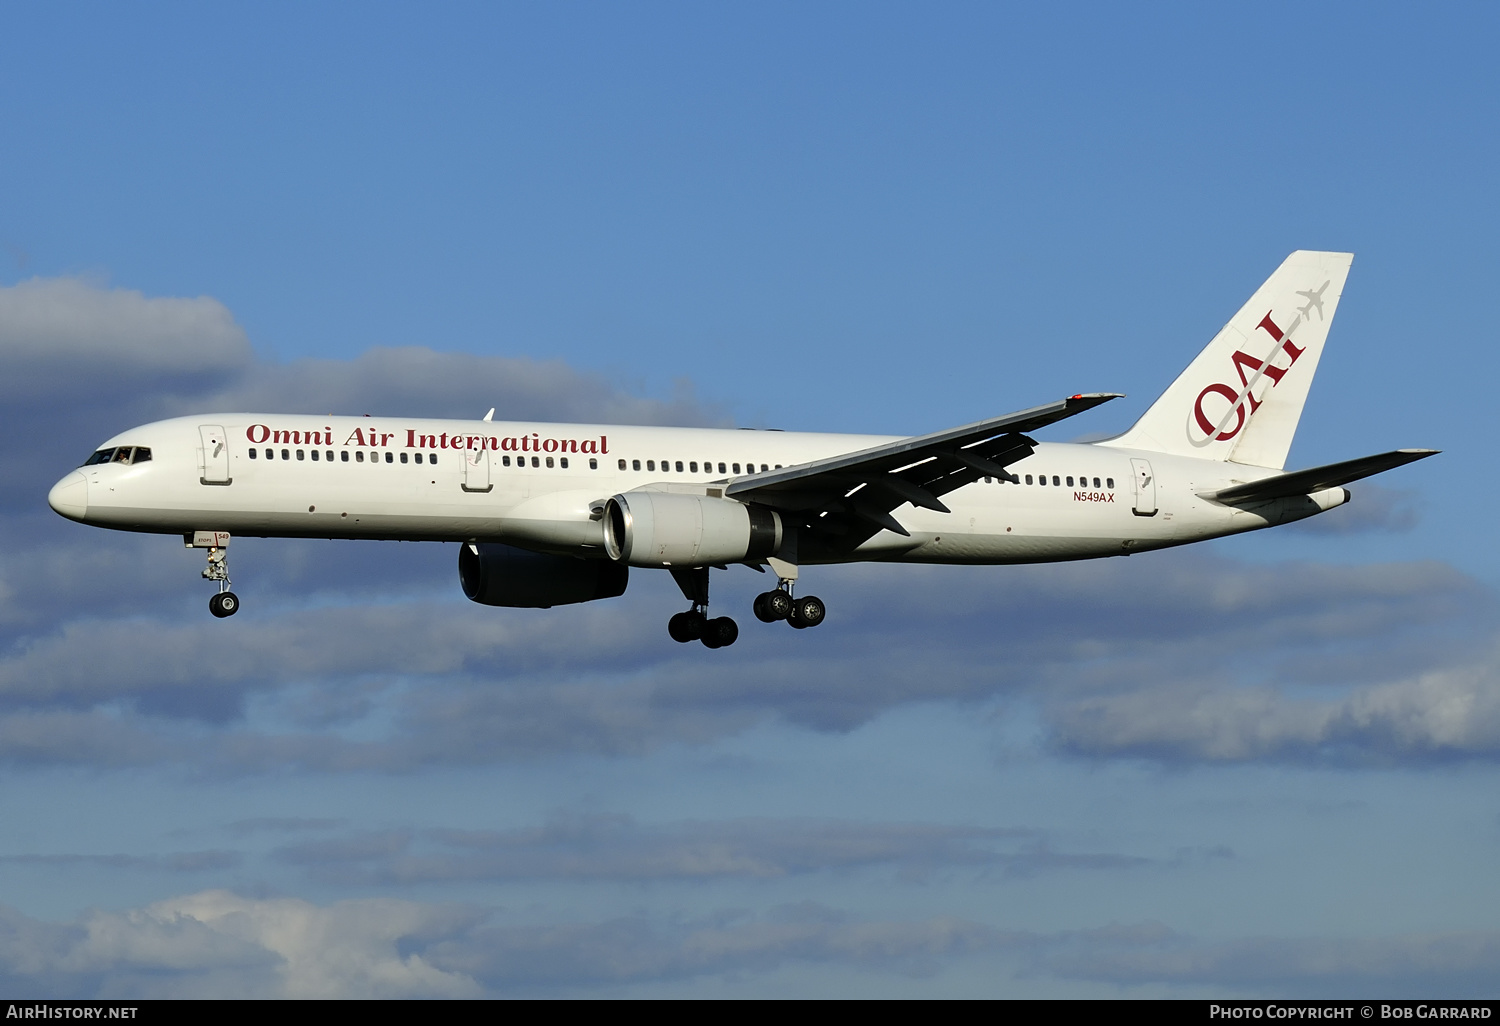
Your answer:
[1069,392,1126,401]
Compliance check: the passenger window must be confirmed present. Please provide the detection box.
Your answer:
[732,463,741,474]
[249,449,257,459]
[430,454,437,465]
[675,461,684,472]
[775,464,782,469]
[297,450,305,460]
[341,451,349,462]
[281,449,290,460]
[1052,475,1060,486]
[385,452,393,463]
[356,451,364,463]
[634,459,643,471]
[690,462,698,473]
[413,453,423,464]
[718,462,726,474]
[984,476,992,484]
[327,451,334,461]
[618,459,626,470]
[400,452,408,464]
[531,456,539,468]
[311,450,319,461]
[1066,476,1073,486]
[1025,474,1033,484]
[1107,477,1114,489]
[545,457,554,468]
[1093,477,1100,488]
[589,458,597,469]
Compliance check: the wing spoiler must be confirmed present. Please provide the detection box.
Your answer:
[1201,448,1439,504]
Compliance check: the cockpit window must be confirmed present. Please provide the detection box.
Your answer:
[82,446,151,467]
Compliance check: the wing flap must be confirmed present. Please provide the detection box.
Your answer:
[1203,448,1438,504]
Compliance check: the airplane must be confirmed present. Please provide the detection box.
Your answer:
[47,251,1436,648]
[1296,280,1330,320]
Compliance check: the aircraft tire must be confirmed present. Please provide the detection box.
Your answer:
[668,611,704,643]
[754,590,792,622]
[791,596,824,629]
[209,592,239,618]
[701,616,738,648]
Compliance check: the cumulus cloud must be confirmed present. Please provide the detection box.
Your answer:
[1052,646,1500,764]
[272,814,1147,885]
[0,277,252,385]
[0,891,999,997]
[2,891,1498,997]
[0,551,1490,771]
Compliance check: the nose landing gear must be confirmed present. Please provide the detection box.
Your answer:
[189,532,240,618]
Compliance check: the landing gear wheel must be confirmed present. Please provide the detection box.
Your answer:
[209,591,240,618]
[753,590,793,623]
[701,616,739,649]
[668,610,706,643]
[787,595,825,629]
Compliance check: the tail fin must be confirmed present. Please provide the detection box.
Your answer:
[1101,250,1353,469]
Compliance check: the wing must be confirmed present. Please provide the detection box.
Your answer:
[1202,448,1439,504]
[725,393,1123,543]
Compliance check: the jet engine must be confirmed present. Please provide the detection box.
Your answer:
[603,491,782,568]
[459,542,628,608]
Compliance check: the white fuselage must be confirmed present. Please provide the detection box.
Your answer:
[49,414,1346,565]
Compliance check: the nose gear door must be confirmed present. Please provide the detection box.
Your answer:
[199,425,232,485]
[1130,458,1157,516]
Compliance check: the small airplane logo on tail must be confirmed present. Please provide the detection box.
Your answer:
[1296,280,1330,320]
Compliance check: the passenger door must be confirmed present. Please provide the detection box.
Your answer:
[1130,458,1157,517]
[199,425,231,485]
[462,444,493,493]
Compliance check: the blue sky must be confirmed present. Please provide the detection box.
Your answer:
[1,2,1498,997]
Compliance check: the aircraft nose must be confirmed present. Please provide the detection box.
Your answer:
[48,472,88,521]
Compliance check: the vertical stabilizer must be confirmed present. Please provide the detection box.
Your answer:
[1100,251,1353,469]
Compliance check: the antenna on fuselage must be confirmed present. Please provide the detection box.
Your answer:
[483,408,494,422]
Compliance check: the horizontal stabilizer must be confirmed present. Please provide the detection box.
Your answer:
[1203,449,1439,504]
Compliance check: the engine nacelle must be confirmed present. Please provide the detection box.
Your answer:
[459,543,628,608]
[603,491,782,568]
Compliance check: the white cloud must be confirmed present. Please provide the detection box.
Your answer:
[0,277,251,381]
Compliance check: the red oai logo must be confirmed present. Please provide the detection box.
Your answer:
[1193,313,1306,442]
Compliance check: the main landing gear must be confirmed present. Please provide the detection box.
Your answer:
[194,536,240,618]
[667,567,738,648]
[664,566,827,648]
[753,584,825,629]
